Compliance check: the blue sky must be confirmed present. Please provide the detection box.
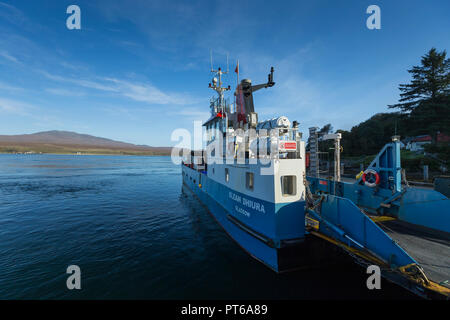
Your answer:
[0,0,449,146]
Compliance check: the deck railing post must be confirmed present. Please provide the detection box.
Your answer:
[423,165,429,181]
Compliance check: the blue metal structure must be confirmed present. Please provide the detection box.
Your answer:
[305,192,450,299]
[306,194,416,268]
[307,139,450,233]
[366,140,402,192]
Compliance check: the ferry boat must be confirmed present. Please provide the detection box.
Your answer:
[181,65,317,272]
[180,62,449,299]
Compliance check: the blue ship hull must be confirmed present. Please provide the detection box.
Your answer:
[182,165,334,272]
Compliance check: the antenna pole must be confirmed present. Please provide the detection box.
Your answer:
[226,53,229,73]
[210,50,213,71]
[236,59,239,84]
[235,59,239,114]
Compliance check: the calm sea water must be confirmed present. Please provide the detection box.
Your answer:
[0,154,416,299]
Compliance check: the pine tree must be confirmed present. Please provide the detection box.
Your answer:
[319,123,333,135]
[389,48,450,112]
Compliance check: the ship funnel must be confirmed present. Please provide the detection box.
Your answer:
[241,79,252,90]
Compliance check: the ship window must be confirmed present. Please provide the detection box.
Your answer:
[246,172,254,190]
[281,176,296,196]
[225,168,229,182]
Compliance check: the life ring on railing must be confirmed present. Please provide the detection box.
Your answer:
[362,169,380,187]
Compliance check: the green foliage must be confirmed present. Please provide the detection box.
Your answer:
[337,48,449,159]
[424,143,450,162]
[339,112,405,157]
[319,123,333,135]
[388,48,450,142]
[376,150,440,172]
[402,95,450,137]
[389,48,450,112]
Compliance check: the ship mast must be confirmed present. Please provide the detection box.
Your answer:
[209,67,231,108]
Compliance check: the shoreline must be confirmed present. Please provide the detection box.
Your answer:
[0,151,172,156]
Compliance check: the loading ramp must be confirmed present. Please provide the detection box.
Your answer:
[377,219,450,290]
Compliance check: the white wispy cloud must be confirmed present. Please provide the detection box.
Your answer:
[0,97,32,115]
[59,61,90,72]
[167,106,209,120]
[0,96,83,130]
[0,1,26,26]
[40,71,118,92]
[45,88,86,97]
[103,77,197,105]
[41,70,199,105]
[0,81,23,92]
[0,50,20,64]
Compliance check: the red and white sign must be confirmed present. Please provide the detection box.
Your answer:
[279,141,297,151]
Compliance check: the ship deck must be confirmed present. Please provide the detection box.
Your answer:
[377,219,450,289]
[327,174,435,190]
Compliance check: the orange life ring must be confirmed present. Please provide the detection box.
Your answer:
[362,169,380,187]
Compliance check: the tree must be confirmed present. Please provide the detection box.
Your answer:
[319,123,333,135]
[338,113,405,157]
[389,48,450,112]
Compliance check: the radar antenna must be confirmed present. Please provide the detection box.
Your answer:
[208,51,231,102]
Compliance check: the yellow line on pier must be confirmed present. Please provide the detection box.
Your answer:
[368,215,397,222]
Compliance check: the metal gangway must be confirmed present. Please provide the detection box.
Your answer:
[305,137,450,299]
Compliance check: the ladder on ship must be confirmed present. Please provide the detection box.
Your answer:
[308,127,319,178]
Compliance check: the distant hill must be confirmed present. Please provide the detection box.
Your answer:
[0,130,173,155]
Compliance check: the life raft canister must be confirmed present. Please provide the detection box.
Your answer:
[362,169,380,187]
